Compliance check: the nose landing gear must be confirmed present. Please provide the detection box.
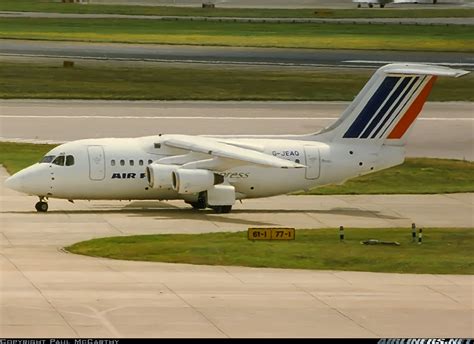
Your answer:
[35,197,48,212]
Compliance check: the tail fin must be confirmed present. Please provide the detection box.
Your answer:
[321,63,469,144]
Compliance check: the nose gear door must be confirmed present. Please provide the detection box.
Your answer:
[87,146,105,181]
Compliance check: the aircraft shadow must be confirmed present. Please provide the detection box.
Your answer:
[3,206,402,226]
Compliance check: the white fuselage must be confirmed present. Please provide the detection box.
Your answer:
[9,134,404,203]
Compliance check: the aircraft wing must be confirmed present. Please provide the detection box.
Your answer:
[161,135,305,169]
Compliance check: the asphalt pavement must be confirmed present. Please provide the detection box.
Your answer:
[1,39,473,69]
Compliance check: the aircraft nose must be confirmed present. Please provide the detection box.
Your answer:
[4,174,23,192]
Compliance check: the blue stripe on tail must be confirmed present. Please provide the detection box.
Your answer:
[370,77,419,139]
[377,76,424,139]
[360,77,411,139]
[343,76,400,139]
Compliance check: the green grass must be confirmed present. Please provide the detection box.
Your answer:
[1,1,473,18]
[0,142,55,175]
[302,158,474,195]
[0,18,472,52]
[65,228,474,274]
[1,142,473,194]
[1,62,473,101]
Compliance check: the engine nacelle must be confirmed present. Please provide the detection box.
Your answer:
[172,169,224,194]
[146,163,178,189]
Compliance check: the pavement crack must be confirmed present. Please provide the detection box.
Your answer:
[2,253,80,337]
[293,283,379,337]
[221,266,246,284]
[0,232,13,247]
[162,282,230,338]
[425,285,463,306]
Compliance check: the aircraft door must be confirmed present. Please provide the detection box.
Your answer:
[87,146,105,181]
[304,146,320,180]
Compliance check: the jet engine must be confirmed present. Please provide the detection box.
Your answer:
[146,163,178,189]
[172,169,224,194]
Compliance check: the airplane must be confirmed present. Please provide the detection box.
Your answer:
[353,0,393,8]
[353,0,437,8]
[4,64,468,214]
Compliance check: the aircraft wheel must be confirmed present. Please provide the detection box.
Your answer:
[188,192,207,210]
[35,201,48,212]
[368,3,373,8]
[189,201,206,210]
[212,205,232,214]
[357,3,361,7]
[380,4,385,8]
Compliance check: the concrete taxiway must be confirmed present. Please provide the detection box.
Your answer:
[1,100,473,160]
[0,167,473,337]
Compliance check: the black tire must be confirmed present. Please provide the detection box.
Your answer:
[357,3,361,8]
[212,205,232,214]
[380,4,384,8]
[189,201,206,210]
[221,205,232,213]
[368,3,373,8]
[35,201,48,212]
[189,192,207,210]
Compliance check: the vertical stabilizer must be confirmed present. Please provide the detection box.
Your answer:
[319,63,468,145]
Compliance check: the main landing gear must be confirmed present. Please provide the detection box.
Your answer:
[188,193,207,210]
[189,202,232,213]
[35,197,48,212]
[187,192,233,214]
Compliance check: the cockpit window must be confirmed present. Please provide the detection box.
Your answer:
[40,155,55,163]
[52,155,65,166]
[65,155,75,166]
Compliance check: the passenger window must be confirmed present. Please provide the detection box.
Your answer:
[130,160,134,166]
[139,160,144,166]
[148,159,153,165]
[120,160,125,166]
[52,155,65,166]
[65,155,75,166]
[111,160,116,166]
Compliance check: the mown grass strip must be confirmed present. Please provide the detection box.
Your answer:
[65,228,474,275]
[1,142,473,194]
[0,142,55,175]
[0,18,472,52]
[1,1,474,18]
[1,62,473,101]
[302,158,474,195]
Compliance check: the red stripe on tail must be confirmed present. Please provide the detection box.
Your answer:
[387,76,437,139]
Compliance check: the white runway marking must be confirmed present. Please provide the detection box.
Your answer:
[1,115,472,121]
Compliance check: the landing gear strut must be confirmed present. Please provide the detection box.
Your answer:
[35,197,48,212]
